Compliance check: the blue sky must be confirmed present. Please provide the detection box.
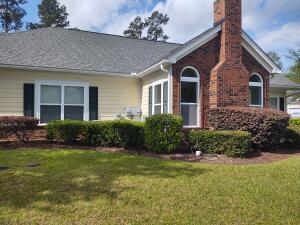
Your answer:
[23,0,300,70]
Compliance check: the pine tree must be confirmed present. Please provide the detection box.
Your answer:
[0,0,27,33]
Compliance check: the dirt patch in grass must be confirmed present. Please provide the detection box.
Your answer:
[0,140,299,165]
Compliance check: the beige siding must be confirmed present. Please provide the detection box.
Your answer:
[269,87,287,112]
[141,69,168,119]
[0,69,140,120]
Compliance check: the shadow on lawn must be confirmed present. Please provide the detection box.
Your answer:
[0,150,207,210]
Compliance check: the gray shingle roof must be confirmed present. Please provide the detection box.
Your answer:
[270,74,300,88]
[0,27,180,74]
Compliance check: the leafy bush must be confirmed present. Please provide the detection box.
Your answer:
[290,118,300,126]
[144,114,183,153]
[46,120,144,147]
[82,120,144,147]
[0,116,39,142]
[286,126,300,147]
[209,107,290,149]
[46,120,85,145]
[188,130,251,158]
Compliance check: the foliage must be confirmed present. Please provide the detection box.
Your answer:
[123,10,169,41]
[286,125,300,147]
[0,116,39,141]
[82,120,144,148]
[46,120,85,145]
[0,0,27,33]
[267,51,283,69]
[286,45,300,100]
[188,130,251,158]
[144,114,183,153]
[27,0,69,29]
[290,118,300,126]
[145,10,169,41]
[46,120,144,148]
[209,107,290,149]
[123,16,147,39]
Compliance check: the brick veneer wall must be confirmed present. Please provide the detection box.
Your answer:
[172,36,270,128]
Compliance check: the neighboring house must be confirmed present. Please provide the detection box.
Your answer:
[0,0,299,128]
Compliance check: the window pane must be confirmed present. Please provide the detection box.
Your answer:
[181,82,197,103]
[280,97,285,111]
[181,104,197,126]
[163,82,168,113]
[40,105,61,123]
[154,84,161,104]
[269,97,278,109]
[249,75,261,83]
[65,86,84,104]
[64,106,84,120]
[182,68,198,78]
[154,105,161,115]
[41,85,61,104]
[249,86,262,105]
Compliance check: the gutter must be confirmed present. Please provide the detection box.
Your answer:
[0,64,135,78]
[136,60,171,78]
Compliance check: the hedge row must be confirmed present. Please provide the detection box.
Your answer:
[290,118,300,126]
[46,120,144,147]
[188,130,251,158]
[0,116,39,141]
[209,107,290,149]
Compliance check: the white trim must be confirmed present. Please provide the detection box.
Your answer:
[35,80,89,125]
[249,73,264,108]
[168,66,173,114]
[242,32,281,74]
[0,64,134,78]
[149,78,169,116]
[180,66,200,128]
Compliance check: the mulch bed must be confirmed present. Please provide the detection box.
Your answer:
[0,140,299,165]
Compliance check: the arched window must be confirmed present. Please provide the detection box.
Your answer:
[181,67,199,127]
[249,74,263,107]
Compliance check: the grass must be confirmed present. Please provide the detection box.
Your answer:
[0,149,299,225]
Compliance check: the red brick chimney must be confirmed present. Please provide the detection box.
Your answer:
[210,0,248,107]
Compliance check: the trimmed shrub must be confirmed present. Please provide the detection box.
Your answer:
[290,118,300,126]
[46,120,85,144]
[188,130,251,158]
[82,120,144,148]
[0,116,39,142]
[46,120,144,147]
[286,126,300,147]
[209,107,290,149]
[144,114,183,153]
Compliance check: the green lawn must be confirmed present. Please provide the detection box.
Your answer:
[0,149,299,225]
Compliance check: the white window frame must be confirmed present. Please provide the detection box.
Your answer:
[180,66,200,128]
[35,80,89,125]
[270,96,286,111]
[249,73,264,108]
[149,78,169,115]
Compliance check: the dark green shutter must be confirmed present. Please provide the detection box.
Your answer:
[24,83,34,117]
[89,87,98,120]
[163,81,168,113]
[149,86,153,116]
[279,97,285,111]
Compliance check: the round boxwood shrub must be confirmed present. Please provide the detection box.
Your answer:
[144,114,183,153]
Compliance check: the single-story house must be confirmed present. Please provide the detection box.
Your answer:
[0,0,299,128]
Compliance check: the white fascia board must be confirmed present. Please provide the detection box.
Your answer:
[167,25,221,63]
[0,64,135,78]
[136,60,171,78]
[270,84,300,89]
[242,32,282,74]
